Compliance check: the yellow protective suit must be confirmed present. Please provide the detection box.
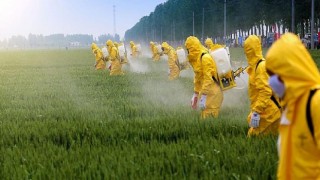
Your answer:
[244,35,281,136]
[266,33,320,180]
[130,41,138,58]
[161,42,180,80]
[185,36,223,118]
[106,40,124,76]
[204,38,224,52]
[150,41,160,61]
[91,43,106,70]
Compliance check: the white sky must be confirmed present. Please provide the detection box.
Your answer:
[0,0,167,40]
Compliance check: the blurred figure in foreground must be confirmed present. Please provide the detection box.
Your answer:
[91,43,106,70]
[106,40,124,76]
[185,36,223,119]
[244,35,281,136]
[161,42,180,80]
[266,33,320,180]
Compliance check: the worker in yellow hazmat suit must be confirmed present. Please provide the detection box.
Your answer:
[244,35,281,136]
[185,36,223,119]
[266,33,320,180]
[150,41,160,61]
[130,41,138,58]
[106,40,124,76]
[204,38,224,52]
[161,42,180,80]
[91,43,106,70]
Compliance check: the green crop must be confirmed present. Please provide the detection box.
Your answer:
[3,47,315,179]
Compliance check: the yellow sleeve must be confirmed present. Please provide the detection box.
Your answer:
[201,54,215,95]
[311,91,320,148]
[253,61,273,113]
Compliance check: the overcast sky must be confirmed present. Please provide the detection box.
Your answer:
[0,0,167,40]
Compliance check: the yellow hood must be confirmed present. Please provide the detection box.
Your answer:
[161,42,172,54]
[91,43,98,50]
[266,33,320,121]
[244,35,263,68]
[106,40,114,51]
[130,41,135,48]
[150,41,154,48]
[185,36,207,63]
[205,38,214,48]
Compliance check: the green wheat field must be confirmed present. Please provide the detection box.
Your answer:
[0,48,319,179]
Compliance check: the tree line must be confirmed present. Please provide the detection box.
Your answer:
[0,33,120,49]
[124,0,320,43]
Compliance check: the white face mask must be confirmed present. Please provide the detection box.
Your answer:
[269,75,285,98]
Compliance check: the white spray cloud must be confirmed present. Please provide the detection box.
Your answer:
[221,72,249,108]
[141,79,191,108]
[125,58,151,73]
[179,68,194,78]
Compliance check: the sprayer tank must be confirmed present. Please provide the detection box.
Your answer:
[210,47,232,76]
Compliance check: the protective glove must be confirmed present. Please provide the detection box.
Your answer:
[250,112,260,128]
[199,95,207,110]
[190,93,198,109]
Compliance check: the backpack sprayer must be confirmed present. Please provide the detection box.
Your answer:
[102,47,109,62]
[176,47,190,70]
[118,43,128,64]
[210,47,247,91]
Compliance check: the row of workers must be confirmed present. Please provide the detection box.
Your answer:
[149,36,280,137]
[91,40,145,75]
[184,33,320,179]
[91,33,320,179]
[149,38,224,80]
[150,34,320,179]
[148,34,319,179]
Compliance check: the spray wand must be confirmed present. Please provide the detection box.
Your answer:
[232,66,248,79]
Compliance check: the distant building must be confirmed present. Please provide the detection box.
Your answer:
[70,41,81,47]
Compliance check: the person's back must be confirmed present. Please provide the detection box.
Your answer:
[266,33,320,179]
